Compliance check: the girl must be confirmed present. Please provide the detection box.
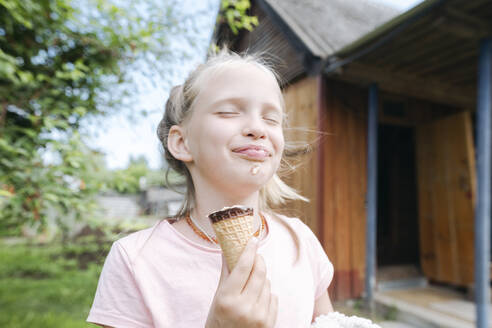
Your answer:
[87,49,334,327]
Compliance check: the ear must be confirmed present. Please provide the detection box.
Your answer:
[167,125,193,162]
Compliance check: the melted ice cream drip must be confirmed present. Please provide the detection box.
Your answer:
[250,164,260,175]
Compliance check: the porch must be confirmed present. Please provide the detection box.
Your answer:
[375,285,492,328]
[322,0,492,326]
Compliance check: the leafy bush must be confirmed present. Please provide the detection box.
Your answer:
[100,156,185,194]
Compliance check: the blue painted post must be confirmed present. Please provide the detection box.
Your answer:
[366,83,378,310]
[475,38,492,328]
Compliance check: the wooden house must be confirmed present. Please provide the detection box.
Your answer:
[213,0,492,315]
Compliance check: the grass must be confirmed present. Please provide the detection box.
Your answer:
[0,235,112,328]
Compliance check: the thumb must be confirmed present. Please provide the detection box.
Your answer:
[218,251,229,284]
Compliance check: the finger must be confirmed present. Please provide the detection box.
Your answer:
[241,254,267,299]
[210,253,230,306]
[226,237,259,290]
[252,278,271,320]
[266,294,278,328]
[218,252,230,285]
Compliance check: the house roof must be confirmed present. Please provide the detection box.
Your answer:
[323,0,492,108]
[215,0,491,107]
[262,0,492,108]
[263,0,401,58]
[324,0,444,67]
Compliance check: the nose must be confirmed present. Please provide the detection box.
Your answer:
[242,114,266,139]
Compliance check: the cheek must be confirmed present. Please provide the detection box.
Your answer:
[273,129,285,153]
[189,115,222,144]
[269,130,284,171]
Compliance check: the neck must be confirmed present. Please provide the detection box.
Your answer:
[189,178,263,236]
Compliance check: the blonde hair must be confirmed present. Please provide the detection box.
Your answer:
[156,48,308,219]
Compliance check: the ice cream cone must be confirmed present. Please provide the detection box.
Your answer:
[208,206,254,271]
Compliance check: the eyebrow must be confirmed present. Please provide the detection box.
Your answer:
[209,97,282,113]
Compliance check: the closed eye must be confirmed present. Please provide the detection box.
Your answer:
[216,111,239,116]
[263,116,281,125]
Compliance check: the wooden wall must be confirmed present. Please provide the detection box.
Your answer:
[416,111,476,286]
[236,3,306,86]
[282,77,368,301]
[321,80,368,300]
[283,74,477,300]
[281,76,320,235]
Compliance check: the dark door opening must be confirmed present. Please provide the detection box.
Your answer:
[377,124,420,268]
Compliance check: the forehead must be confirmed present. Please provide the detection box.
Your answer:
[192,62,283,110]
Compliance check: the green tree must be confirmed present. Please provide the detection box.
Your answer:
[97,156,184,195]
[0,0,256,236]
[107,156,151,194]
[0,0,191,235]
[219,0,258,35]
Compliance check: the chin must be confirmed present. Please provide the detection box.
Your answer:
[220,172,272,196]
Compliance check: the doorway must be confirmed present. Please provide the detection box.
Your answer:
[377,124,420,270]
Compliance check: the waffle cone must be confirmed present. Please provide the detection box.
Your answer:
[212,215,254,271]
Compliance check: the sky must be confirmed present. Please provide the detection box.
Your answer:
[89,0,424,170]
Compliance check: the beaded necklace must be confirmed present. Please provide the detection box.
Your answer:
[186,213,266,245]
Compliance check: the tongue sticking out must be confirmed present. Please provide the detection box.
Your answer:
[235,148,268,160]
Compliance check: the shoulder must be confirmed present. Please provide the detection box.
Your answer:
[269,212,328,258]
[116,223,158,246]
[268,212,315,238]
[112,220,170,261]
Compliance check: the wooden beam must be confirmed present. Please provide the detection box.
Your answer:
[425,7,492,40]
[330,62,475,108]
[444,8,492,34]
[433,11,492,40]
[475,37,492,328]
[434,17,488,40]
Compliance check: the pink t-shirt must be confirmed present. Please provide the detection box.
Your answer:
[87,213,334,327]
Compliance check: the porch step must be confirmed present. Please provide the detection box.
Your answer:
[375,286,491,328]
[377,264,428,292]
[377,277,428,292]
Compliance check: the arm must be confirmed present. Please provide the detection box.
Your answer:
[312,290,334,322]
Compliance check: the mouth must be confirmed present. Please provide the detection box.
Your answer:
[232,145,271,161]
